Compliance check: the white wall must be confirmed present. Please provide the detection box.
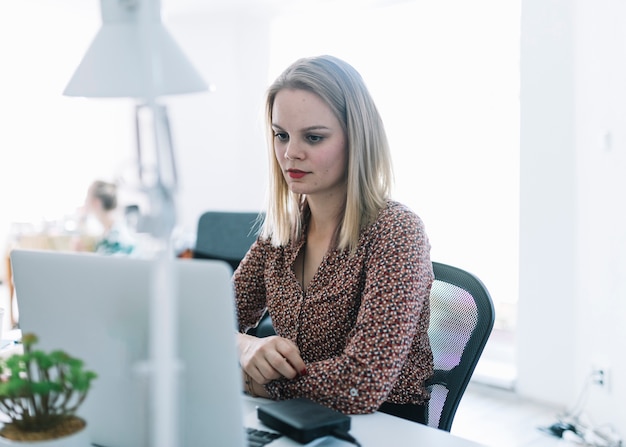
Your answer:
[518,0,578,406]
[0,1,134,234]
[518,0,626,432]
[164,11,273,230]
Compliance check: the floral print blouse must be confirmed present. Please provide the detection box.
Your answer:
[233,201,434,414]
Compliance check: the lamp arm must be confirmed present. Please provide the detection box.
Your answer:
[135,99,180,447]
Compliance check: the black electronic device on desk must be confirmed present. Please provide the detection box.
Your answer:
[257,398,359,445]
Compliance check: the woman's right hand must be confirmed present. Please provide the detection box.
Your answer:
[237,333,307,384]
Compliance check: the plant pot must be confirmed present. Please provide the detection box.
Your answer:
[0,417,90,447]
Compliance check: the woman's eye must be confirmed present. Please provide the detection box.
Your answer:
[307,135,323,143]
[274,132,288,142]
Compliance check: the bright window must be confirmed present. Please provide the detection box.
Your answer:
[269,0,521,330]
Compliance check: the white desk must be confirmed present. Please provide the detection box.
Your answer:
[243,396,486,447]
[0,332,484,446]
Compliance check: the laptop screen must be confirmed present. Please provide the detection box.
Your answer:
[10,249,246,447]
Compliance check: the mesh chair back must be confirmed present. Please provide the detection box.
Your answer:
[425,261,495,431]
[193,211,261,271]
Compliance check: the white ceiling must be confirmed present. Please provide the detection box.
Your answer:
[161,0,412,15]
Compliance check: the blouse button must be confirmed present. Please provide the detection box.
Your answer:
[349,388,358,397]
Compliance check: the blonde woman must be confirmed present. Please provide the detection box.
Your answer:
[234,55,433,421]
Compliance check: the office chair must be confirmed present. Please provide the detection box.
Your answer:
[420,261,495,431]
[193,211,262,271]
[193,210,274,337]
[252,261,495,432]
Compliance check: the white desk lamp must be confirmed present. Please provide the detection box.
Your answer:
[64,1,208,446]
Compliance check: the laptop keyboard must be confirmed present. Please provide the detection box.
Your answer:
[246,427,283,446]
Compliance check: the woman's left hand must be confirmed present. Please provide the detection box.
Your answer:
[237,333,306,384]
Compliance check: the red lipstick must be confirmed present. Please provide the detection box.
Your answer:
[288,170,307,179]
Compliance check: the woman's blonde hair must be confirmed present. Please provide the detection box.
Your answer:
[261,55,393,252]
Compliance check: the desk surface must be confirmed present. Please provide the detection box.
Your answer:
[242,396,485,447]
[0,332,484,446]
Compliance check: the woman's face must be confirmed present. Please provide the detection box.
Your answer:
[84,188,100,214]
[272,88,348,200]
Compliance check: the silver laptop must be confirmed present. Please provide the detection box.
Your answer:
[10,249,247,447]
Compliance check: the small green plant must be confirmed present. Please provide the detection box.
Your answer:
[0,333,97,433]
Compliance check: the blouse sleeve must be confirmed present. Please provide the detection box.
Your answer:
[233,239,271,333]
[264,207,433,414]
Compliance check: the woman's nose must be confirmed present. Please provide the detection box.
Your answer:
[284,142,303,160]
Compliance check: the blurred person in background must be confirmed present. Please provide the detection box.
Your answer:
[80,180,136,256]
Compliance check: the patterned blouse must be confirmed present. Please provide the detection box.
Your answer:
[233,201,434,414]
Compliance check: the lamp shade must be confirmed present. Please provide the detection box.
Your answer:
[64,0,207,98]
